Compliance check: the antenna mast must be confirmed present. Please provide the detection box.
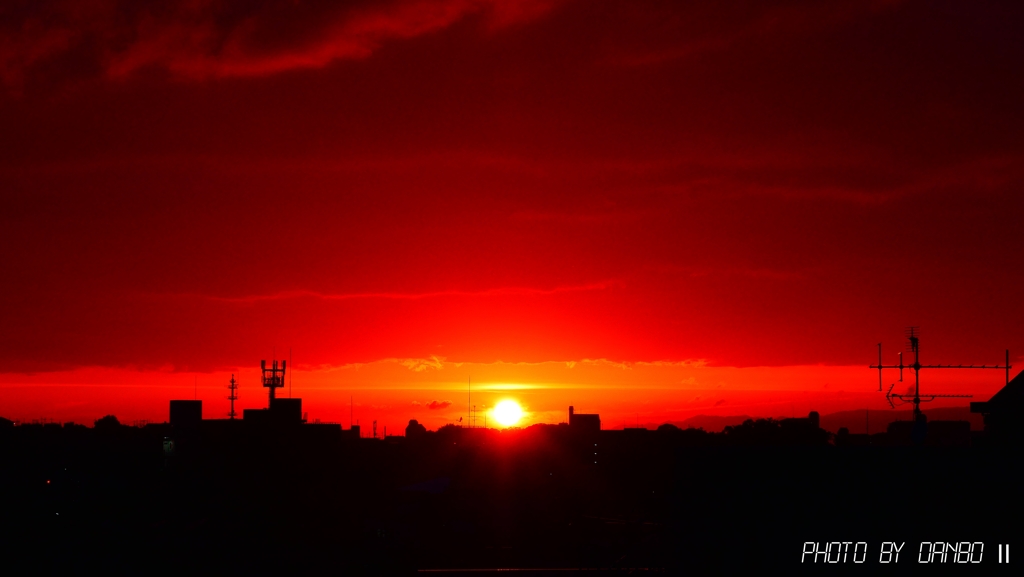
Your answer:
[261,359,286,408]
[228,374,239,420]
[870,327,1010,421]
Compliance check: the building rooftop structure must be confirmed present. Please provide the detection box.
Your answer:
[169,400,202,427]
[568,406,600,431]
[243,397,304,427]
[159,360,361,459]
[971,370,1023,441]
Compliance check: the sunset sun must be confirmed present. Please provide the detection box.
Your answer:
[492,400,524,427]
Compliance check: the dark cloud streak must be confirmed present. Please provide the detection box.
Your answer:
[0,0,558,91]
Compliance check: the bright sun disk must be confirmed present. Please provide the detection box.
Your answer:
[493,400,524,427]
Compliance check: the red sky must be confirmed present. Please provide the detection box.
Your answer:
[2,0,1022,430]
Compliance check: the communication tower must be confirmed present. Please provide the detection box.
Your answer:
[261,359,286,408]
[228,374,239,420]
[871,327,1011,421]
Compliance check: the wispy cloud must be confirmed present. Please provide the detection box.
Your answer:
[566,359,710,371]
[158,281,619,304]
[321,356,710,374]
[400,356,446,372]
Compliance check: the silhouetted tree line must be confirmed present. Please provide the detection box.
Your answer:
[651,418,830,446]
[1,414,834,448]
[93,415,121,429]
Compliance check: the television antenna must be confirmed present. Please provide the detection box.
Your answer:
[871,327,1010,420]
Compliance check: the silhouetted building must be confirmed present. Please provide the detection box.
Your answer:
[343,425,361,440]
[271,398,303,424]
[971,370,1023,440]
[886,418,924,445]
[0,416,13,429]
[885,415,971,446]
[169,400,202,426]
[568,406,600,431]
[923,420,971,446]
[243,397,304,426]
[243,408,265,422]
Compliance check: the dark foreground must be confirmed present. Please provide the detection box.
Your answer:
[1,421,1019,574]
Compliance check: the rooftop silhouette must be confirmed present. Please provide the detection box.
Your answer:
[1,358,1021,573]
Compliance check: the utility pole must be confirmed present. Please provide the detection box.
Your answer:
[228,374,239,420]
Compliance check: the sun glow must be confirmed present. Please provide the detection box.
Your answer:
[492,399,524,427]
